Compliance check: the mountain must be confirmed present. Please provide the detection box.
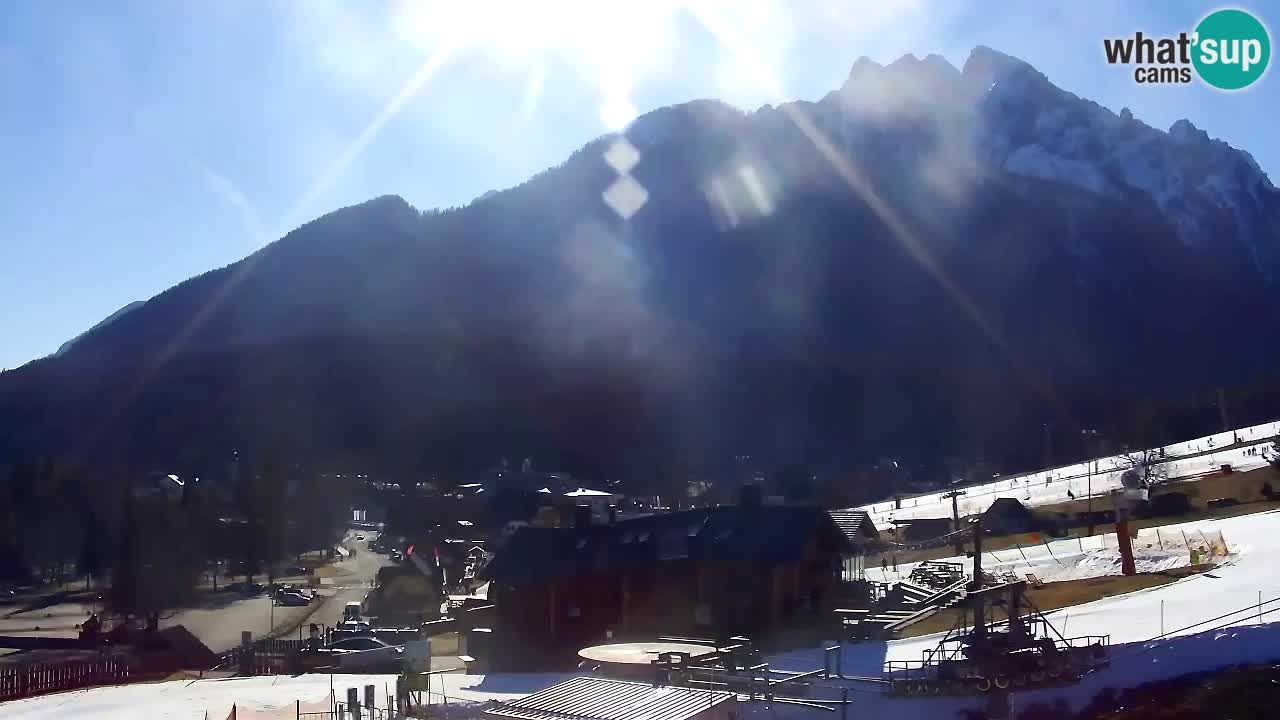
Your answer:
[2,46,1278,491]
[54,301,145,358]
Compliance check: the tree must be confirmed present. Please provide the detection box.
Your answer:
[241,450,289,584]
[77,501,103,587]
[1112,448,1169,487]
[104,466,205,620]
[107,490,142,617]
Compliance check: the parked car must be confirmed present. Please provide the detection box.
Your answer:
[322,636,403,669]
[389,550,403,562]
[227,581,266,595]
[275,579,312,597]
[275,591,311,607]
[335,619,372,634]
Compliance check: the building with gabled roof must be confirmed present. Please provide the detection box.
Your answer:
[827,509,879,548]
[482,501,851,669]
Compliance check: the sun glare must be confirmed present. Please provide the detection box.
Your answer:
[393,0,678,129]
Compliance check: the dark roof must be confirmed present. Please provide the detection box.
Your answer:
[891,516,952,526]
[153,626,218,668]
[828,509,878,542]
[487,676,733,720]
[983,498,1036,517]
[483,505,851,582]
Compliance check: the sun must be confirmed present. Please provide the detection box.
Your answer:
[392,0,679,129]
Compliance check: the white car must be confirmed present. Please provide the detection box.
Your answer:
[335,619,371,634]
[324,636,403,668]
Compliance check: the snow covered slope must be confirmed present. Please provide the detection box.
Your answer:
[2,671,574,720]
[867,521,1228,585]
[859,420,1280,525]
[839,47,1279,257]
[766,509,1280,718]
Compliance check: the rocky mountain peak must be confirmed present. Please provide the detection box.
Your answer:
[962,45,1044,88]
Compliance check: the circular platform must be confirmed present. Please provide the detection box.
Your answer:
[578,641,717,666]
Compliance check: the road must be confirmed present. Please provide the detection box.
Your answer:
[164,530,389,653]
[2,531,395,657]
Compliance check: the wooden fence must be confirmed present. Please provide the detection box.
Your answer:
[220,638,309,675]
[0,657,131,702]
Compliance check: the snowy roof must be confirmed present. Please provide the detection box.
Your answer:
[828,508,878,541]
[565,487,614,497]
[487,676,733,720]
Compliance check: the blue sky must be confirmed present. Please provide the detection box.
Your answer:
[1,0,1276,370]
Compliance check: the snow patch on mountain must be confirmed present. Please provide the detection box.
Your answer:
[1004,144,1111,194]
[826,45,1275,250]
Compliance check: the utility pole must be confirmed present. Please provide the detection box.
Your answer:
[942,487,967,555]
[1043,423,1053,469]
[969,519,986,641]
[1082,429,1099,536]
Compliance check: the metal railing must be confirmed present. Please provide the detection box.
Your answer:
[883,630,1111,681]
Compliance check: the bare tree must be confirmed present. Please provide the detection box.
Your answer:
[1264,436,1280,469]
[1111,447,1169,488]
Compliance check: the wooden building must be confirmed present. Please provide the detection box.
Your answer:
[828,509,880,579]
[981,498,1052,537]
[482,503,851,669]
[891,516,954,543]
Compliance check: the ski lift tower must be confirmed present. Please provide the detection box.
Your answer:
[941,484,967,555]
[883,519,1109,702]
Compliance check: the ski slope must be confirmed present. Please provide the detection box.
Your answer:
[2,670,575,719]
[866,522,1229,585]
[859,421,1280,525]
[767,508,1280,718]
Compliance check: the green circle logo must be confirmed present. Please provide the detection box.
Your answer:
[1193,9,1270,90]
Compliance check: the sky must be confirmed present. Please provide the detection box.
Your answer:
[1,0,1277,371]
